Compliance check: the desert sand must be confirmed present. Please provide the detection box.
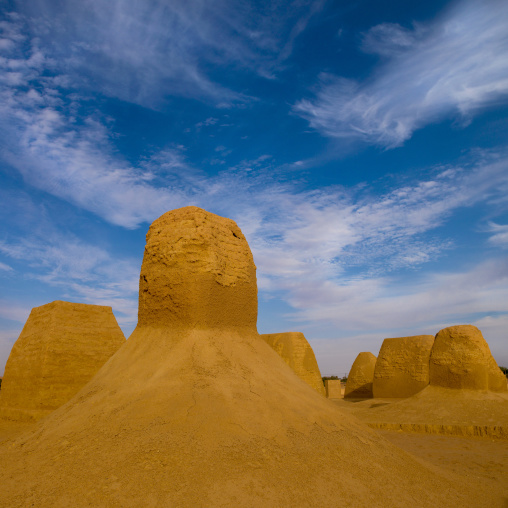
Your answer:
[336,385,508,436]
[1,417,506,506]
[334,386,508,502]
[0,206,506,507]
[378,429,508,503]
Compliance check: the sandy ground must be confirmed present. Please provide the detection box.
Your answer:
[333,386,508,438]
[327,389,508,504]
[1,417,507,506]
[377,429,508,504]
[0,419,34,444]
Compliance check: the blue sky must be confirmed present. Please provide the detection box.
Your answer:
[1,0,507,376]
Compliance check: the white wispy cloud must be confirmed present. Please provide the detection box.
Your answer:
[0,49,195,229]
[1,36,507,285]
[0,230,137,281]
[285,257,508,329]
[487,222,508,248]
[0,248,139,332]
[294,0,508,147]
[360,22,425,57]
[241,154,508,283]
[3,116,193,228]
[0,200,140,330]
[13,0,323,107]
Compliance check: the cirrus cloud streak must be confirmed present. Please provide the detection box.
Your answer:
[294,0,508,148]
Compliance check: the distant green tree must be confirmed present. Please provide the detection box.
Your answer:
[500,366,508,378]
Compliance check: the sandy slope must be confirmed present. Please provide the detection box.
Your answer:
[379,430,508,504]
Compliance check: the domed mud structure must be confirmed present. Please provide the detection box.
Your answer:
[0,207,497,507]
[430,325,507,392]
[261,332,325,395]
[345,352,376,399]
[373,335,435,398]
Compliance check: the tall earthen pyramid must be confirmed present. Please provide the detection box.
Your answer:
[0,301,125,421]
[0,207,496,507]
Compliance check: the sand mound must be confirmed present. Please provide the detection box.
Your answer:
[0,301,125,422]
[261,332,325,395]
[373,335,434,398]
[345,352,376,399]
[0,207,499,507]
[430,325,507,392]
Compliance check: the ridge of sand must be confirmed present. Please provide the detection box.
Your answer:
[335,385,508,439]
[0,207,503,507]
